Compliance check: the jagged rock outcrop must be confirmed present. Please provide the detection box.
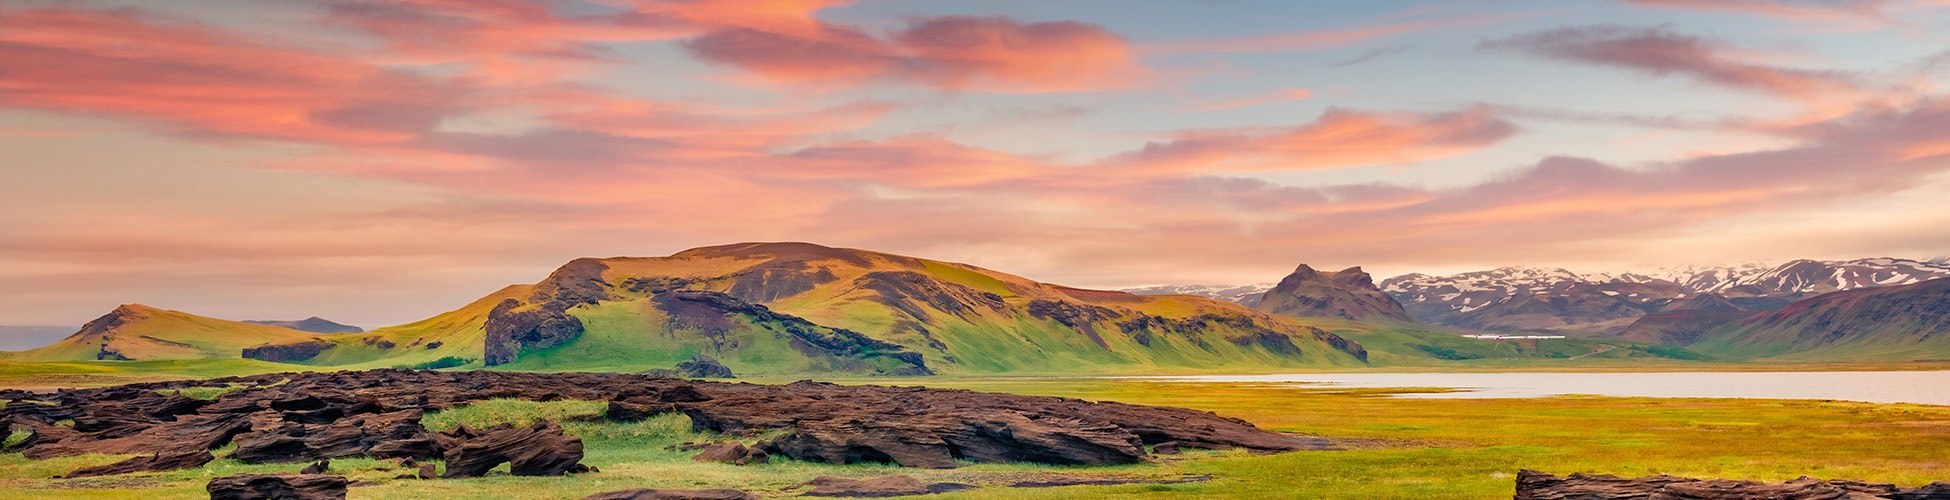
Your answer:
[61,450,214,478]
[2,369,1327,472]
[440,420,589,478]
[652,291,931,375]
[241,339,335,362]
[1255,265,1416,322]
[206,473,349,500]
[690,442,768,465]
[484,258,612,365]
[1514,469,1950,500]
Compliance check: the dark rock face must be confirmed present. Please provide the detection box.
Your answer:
[231,409,442,464]
[483,258,612,365]
[242,340,336,363]
[243,317,364,334]
[653,291,930,375]
[583,488,757,500]
[441,420,588,478]
[1255,265,1416,322]
[207,473,349,500]
[3,370,1323,472]
[1309,327,1368,362]
[62,450,214,478]
[675,355,734,378]
[690,442,768,465]
[1514,470,1949,500]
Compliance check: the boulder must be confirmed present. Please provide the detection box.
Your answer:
[674,355,734,378]
[300,459,329,474]
[206,473,349,500]
[799,476,932,498]
[441,420,588,478]
[691,442,767,465]
[583,489,757,500]
[61,450,214,478]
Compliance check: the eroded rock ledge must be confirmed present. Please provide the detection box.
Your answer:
[1515,469,1950,500]
[1,369,1331,477]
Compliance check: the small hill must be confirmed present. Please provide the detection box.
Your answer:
[243,317,363,333]
[8,304,319,361]
[1254,265,1416,322]
[250,242,1375,375]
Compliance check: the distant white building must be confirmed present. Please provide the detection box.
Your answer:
[1461,334,1566,340]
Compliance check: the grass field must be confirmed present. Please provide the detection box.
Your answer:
[2,376,1946,499]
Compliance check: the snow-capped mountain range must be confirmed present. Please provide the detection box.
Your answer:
[1126,257,1950,334]
[1119,283,1278,306]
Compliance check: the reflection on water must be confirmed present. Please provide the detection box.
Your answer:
[1142,371,1950,405]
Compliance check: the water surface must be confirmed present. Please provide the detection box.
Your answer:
[1143,371,1950,405]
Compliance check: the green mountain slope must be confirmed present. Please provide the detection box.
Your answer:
[1684,278,1950,361]
[247,242,1376,375]
[4,304,318,361]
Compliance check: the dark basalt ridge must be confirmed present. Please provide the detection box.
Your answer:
[242,339,336,363]
[61,450,214,478]
[2,369,1326,473]
[1514,469,1950,500]
[584,489,757,500]
[484,258,612,365]
[206,473,349,500]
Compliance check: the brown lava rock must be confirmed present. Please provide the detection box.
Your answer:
[583,489,757,500]
[1,369,1323,473]
[206,473,349,500]
[61,450,215,478]
[441,420,588,478]
[1515,470,1950,500]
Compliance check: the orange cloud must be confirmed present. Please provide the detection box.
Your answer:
[0,7,471,145]
[684,15,1148,92]
[1111,106,1517,174]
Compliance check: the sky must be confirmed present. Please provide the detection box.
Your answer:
[4,0,1950,328]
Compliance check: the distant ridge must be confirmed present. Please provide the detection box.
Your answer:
[244,317,364,334]
[0,326,77,351]
[1255,265,1416,322]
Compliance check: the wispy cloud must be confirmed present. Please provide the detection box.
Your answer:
[1481,25,1858,100]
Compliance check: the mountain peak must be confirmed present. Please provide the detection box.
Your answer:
[1255,263,1416,322]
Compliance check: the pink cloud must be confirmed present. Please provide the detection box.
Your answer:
[1144,12,1541,55]
[684,15,1147,92]
[0,7,473,145]
[1624,0,1892,20]
[1111,106,1518,174]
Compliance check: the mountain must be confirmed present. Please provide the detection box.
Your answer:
[1253,265,1415,322]
[236,242,1375,375]
[243,317,364,333]
[1380,258,1950,335]
[6,304,319,361]
[1121,283,1276,306]
[1611,278,1950,361]
[0,326,77,351]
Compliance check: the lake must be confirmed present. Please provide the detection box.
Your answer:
[1142,371,1950,406]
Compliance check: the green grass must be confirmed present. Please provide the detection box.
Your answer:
[2,378,1945,499]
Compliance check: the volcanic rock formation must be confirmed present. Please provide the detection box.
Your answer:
[1255,264,1416,322]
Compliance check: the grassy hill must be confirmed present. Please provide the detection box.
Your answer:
[3,304,318,362]
[257,242,1378,376]
[1606,278,1950,362]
